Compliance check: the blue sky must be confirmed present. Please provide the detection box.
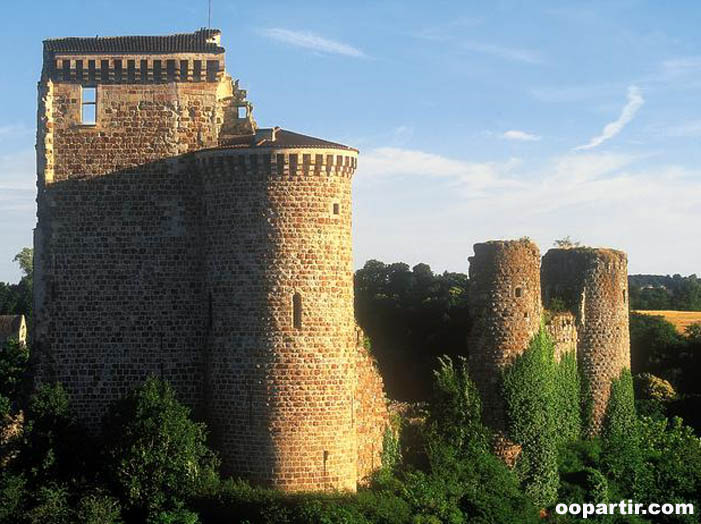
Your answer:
[2,0,701,282]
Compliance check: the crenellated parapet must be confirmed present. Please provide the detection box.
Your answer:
[42,29,225,83]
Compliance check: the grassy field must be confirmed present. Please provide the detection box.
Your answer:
[633,310,701,334]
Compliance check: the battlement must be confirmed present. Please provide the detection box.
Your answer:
[42,29,225,83]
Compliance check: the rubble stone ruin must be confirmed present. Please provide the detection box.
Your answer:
[33,29,388,492]
[467,239,631,460]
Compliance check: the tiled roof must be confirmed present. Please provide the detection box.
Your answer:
[218,128,357,152]
[44,29,224,55]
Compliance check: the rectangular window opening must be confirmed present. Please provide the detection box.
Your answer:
[81,86,97,125]
[237,106,247,119]
[293,293,302,329]
[333,203,340,215]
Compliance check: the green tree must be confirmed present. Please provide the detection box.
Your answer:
[13,248,33,281]
[101,377,219,519]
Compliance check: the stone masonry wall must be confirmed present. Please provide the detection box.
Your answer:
[545,311,577,362]
[541,248,630,435]
[197,148,359,491]
[467,239,541,459]
[33,66,235,424]
[354,327,390,485]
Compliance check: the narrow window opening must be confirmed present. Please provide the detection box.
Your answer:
[140,59,148,82]
[75,59,84,81]
[81,86,97,125]
[333,203,340,215]
[237,106,247,119]
[100,59,109,81]
[127,59,136,82]
[114,59,123,82]
[166,59,176,81]
[514,286,523,298]
[293,293,302,329]
[180,60,189,81]
[87,60,96,81]
[153,59,162,81]
[206,60,219,81]
[193,60,202,81]
[622,289,627,304]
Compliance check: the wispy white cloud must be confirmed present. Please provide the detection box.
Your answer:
[259,28,366,58]
[574,86,644,151]
[660,56,701,79]
[663,120,701,137]
[461,41,544,65]
[354,146,701,274]
[501,130,541,141]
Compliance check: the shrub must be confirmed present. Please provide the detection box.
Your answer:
[20,383,81,484]
[0,338,29,399]
[25,483,72,524]
[380,425,401,472]
[418,356,539,523]
[148,508,201,524]
[502,327,559,507]
[635,415,701,523]
[0,471,26,524]
[101,377,219,519]
[76,492,124,524]
[427,356,489,454]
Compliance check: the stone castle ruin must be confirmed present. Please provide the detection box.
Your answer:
[32,29,631,492]
[467,240,630,459]
[33,29,388,492]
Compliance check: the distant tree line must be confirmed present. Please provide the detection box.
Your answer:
[629,274,701,311]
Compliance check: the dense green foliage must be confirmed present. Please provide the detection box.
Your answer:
[502,327,559,506]
[101,377,219,520]
[354,260,470,400]
[629,274,701,311]
[553,350,582,447]
[0,338,29,399]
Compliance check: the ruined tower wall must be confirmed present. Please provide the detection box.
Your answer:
[467,240,541,457]
[354,327,390,485]
[33,45,237,425]
[197,148,359,491]
[541,248,630,434]
[545,311,577,362]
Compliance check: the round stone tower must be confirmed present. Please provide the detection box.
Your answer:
[196,127,358,491]
[541,247,630,435]
[467,239,541,460]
